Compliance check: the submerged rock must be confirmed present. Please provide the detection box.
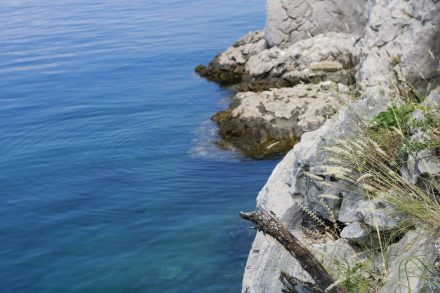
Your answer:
[212,82,351,159]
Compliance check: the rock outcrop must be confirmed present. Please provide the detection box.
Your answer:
[240,32,361,92]
[240,0,440,292]
[212,81,351,158]
[195,31,267,84]
[196,0,440,291]
[199,32,361,157]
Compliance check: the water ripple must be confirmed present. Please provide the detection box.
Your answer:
[0,0,268,292]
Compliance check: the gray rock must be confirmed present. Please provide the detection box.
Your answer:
[265,0,368,47]
[402,153,420,185]
[242,150,314,293]
[241,33,361,91]
[195,31,267,83]
[338,189,365,223]
[310,238,362,274]
[412,110,426,123]
[340,222,371,245]
[303,180,342,220]
[242,152,362,293]
[243,89,390,291]
[245,47,287,77]
[358,0,440,91]
[284,33,361,70]
[380,228,438,293]
[425,86,440,105]
[357,198,403,231]
[402,150,440,184]
[417,149,440,176]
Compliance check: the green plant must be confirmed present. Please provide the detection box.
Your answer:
[339,261,380,293]
[372,104,415,132]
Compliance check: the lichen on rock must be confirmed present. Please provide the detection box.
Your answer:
[212,82,352,158]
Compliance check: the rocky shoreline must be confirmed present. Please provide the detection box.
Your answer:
[197,30,361,158]
[197,0,440,292]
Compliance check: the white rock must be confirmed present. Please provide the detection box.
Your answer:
[417,149,440,176]
[245,47,287,77]
[231,82,351,138]
[244,32,361,85]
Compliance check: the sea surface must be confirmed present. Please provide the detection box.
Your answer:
[0,0,279,292]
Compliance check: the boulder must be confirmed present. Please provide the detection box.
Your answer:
[212,81,351,158]
[357,198,404,232]
[340,222,372,245]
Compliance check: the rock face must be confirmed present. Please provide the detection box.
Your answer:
[380,228,438,293]
[212,81,351,158]
[265,0,368,48]
[358,0,440,91]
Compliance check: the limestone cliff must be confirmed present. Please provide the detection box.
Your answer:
[197,0,440,292]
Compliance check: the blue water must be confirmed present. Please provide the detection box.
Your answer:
[0,0,278,292]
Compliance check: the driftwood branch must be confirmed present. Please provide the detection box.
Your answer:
[240,209,346,293]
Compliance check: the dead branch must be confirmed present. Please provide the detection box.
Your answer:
[240,209,346,293]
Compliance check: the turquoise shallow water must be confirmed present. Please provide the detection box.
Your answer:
[0,0,279,292]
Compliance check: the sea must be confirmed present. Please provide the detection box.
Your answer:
[0,0,280,292]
